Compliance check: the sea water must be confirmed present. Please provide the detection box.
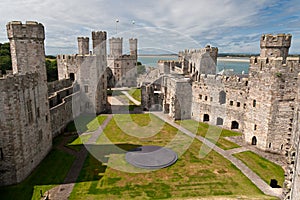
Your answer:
[138,56,250,74]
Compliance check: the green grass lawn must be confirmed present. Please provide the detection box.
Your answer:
[128,88,141,102]
[177,119,241,150]
[0,135,75,200]
[233,151,285,187]
[69,114,276,199]
[66,115,108,133]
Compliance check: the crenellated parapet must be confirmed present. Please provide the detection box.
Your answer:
[260,34,292,48]
[77,37,89,55]
[196,74,249,89]
[260,34,292,62]
[6,21,44,40]
[249,56,300,74]
[92,31,107,41]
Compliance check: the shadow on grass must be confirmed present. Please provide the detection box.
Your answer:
[0,141,141,200]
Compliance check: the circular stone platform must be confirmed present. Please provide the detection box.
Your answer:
[125,146,178,169]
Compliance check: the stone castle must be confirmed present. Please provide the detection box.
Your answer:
[141,34,300,199]
[0,21,299,199]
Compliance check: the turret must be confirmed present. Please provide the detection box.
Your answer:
[109,37,123,57]
[78,37,89,55]
[260,34,292,62]
[6,21,46,81]
[129,38,137,57]
[92,31,107,55]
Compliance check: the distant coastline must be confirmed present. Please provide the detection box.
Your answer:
[218,57,249,62]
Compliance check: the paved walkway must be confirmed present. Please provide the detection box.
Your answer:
[152,111,282,199]
[44,115,113,200]
[121,91,141,105]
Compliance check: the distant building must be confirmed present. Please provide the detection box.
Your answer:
[107,37,138,87]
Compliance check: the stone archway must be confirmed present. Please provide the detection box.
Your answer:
[252,136,257,145]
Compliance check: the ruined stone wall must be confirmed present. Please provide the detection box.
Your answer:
[191,74,248,131]
[49,92,81,137]
[161,75,192,120]
[179,45,218,77]
[47,79,73,96]
[57,54,84,80]
[0,73,52,186]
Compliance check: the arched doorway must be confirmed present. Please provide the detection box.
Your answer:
[231,121,239,129]
[252,136,257,145]
[203,114,209,122]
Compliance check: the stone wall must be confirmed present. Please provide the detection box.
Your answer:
[47,79,73,96]
[283,73,300,200]
[191,74,248,131]
[0,21,52,186]
[0,73,52,186]
[50,91,81,137]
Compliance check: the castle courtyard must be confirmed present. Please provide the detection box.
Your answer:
[0,91,284,200]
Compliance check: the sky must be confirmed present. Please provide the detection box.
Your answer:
[0,0,300,55]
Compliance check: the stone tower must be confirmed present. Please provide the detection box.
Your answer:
[92,31,107,56]
[260,34,292,63]
[109,37,123,57]
[244,33,299,153]
[78,37,89,55]
[129,38,138,57]
[0,21,52,186]
[7,21,47,81]
[77,31,108,114]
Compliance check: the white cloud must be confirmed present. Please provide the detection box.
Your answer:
[0,0,299,54]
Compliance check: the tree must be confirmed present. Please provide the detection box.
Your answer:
[136,62,146,75]
[0,42,12,74]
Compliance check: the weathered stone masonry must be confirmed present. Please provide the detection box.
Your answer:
[0,21,52,186]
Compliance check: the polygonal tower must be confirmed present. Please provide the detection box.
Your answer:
[109,37,123,57]
[260,34,292,62]
[7,21,47,81]
[244,33,299,153]
[129,38,137,57]
[78,37,89,55]
[92,31,107,56]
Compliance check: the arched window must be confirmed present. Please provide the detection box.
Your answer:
[252,136,257,145]
[219,91,226,104]
[216,117,223,125]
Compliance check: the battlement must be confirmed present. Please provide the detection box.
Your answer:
[92,31,107,41]
[77,37,89,55]
[197,74,249,85]
[6,21,44,40]
[250,56,300,67]
[77,37,89,41]
[260,34,292,48]
[109,37,123,42]
[129,38,137,42]
[179,46,218,55]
